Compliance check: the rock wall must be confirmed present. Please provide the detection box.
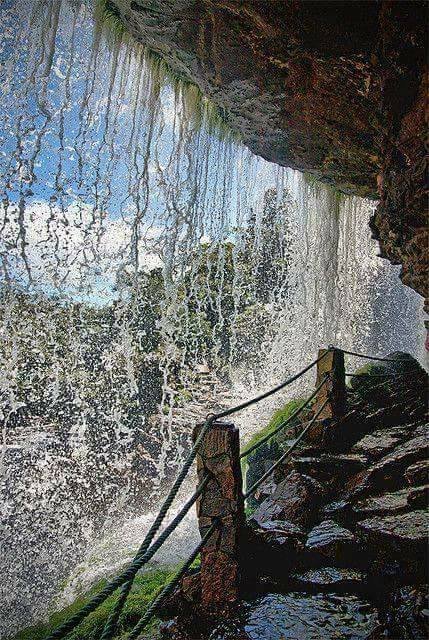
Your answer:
[111,0,427,304]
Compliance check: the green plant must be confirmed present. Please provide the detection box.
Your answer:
[243,397,307,455]
[10,568,175,640]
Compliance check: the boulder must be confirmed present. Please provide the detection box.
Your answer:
[407,484,428,510]
[357,510,428,582]
[292,454,368,481]
[252,520,305,554]
[357,510,428,552]
[351,428,406,460]
[305,519,358,561]
[251,470,324,528]
[322,500,354,524]
[256,519,305,539]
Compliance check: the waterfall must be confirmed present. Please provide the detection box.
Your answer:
[0,1,425,637]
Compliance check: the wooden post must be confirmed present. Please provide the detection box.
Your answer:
[193,420,244,611]
[315,347,346,419]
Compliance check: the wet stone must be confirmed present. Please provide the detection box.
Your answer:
[351,429,404,459]
[292,567,365,588]
[345,434,428,500]
[354,488,412,516]
[253,519,306,553]
[292,454,367,480]
[252,471,324,527]
[306,519,357,558]
[386,585,429,640]
[209,592,380,639]
[256,520,305,538]
[357,510,428,549]
[323,499,352,520]
[407,484,429,509]
[406,460,429,486]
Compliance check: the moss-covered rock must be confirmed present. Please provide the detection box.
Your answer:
[243,398,306,509]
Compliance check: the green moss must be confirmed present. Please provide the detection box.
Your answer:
[243,398,307,455]
[347,362,389,391]
[10,569,175,640]
[95,1,238,141]
[95,0,125,37]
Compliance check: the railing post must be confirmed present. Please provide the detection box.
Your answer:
[193,420,244,611]
[315,347,346,419]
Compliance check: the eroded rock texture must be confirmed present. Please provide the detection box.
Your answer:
[112,0,427,302]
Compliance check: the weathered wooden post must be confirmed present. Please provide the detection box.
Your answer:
[315,347,346,419]
[193,420,244,611]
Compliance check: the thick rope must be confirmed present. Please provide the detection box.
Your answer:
[338,348,414,363]
[240,374,330,459]
[244,398,329,499]
[46,419,214,640]
[99,475,210,640]
[345,370,421,377]
[211,350,331,421]
[127,521,219,640]
[46,350,332,640]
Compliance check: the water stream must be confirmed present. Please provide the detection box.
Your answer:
[0,1,425,637]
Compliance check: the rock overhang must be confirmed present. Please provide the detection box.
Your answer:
[108,0,428,303]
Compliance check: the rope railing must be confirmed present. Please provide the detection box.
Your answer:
[244,397,329,499]
[210,350,330,421]
[46,349,334,640]
[336,348,416,363]
[45,344,422,640]
[46,421,215,640]
[240,373,330,459]
[99,475,211,640]
[345,370,420,378]
[127,521,219,640]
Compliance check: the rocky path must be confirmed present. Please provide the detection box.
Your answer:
[160,354,428,639]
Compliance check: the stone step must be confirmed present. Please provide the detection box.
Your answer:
[357,510,428,551]
[291,567,366,592]
[351,427,409,460]
[407,484,429,509]
[292,454,368,479]
[343,433,428,500]
[353,487,412,517]
[305,520,358,560]
[406,460,429,486]
[251,470,324,528]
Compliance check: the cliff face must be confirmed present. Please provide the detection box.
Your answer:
[112,0,427,303]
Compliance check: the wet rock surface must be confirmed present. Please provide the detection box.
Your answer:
[208,592,380,640]
[357,510,428,547]
[344,433,428,500]
[354,487,414,516]
[292,567,365,591]
[251,471,324,527]
[352,428,405,459]
[305,520,357,560]
[406,460,429,486]
[382,585,429,640]
[292,454,368,481]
